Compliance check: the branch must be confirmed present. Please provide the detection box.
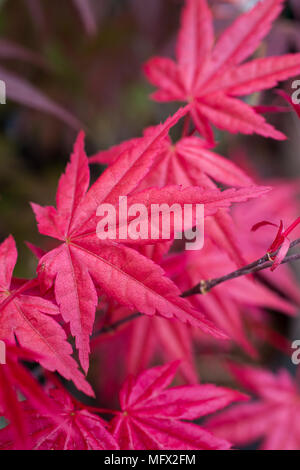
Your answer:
[92,238,300,337]
[182,238,300,297]
[93,312,141,336]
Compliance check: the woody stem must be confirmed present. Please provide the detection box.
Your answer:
[92,238,300,337]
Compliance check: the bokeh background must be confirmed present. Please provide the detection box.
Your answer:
[0,0,300,400]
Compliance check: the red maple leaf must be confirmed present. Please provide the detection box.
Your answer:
[144,0,300,144]
[0,344,61,450]
[90,128,262,269]
[110,361,248,450]
[90,130,253,189]
[32,117,269,372]
[93,245,198,385]
[206,364,300,450]
[0,385,119,450]
[0,236,93,397]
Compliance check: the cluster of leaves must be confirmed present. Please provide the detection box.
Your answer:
[1,0,300,450]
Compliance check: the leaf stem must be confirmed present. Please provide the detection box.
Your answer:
[182,113,191,137]
[0,278,39,311]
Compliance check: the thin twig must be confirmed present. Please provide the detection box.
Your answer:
[93,238,300,337]
[182,247,300,297]
[0,278,39,310]
[92,312,141,338]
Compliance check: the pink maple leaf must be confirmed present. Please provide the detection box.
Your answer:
[0,236,93,397]
[144,0,300,144]
[90,129,253,189]
[0,385,118,450]
[94,245,198,385]
[206,364,300,450]
[110,361,248,450]
[32,116,270,372]
[0,344,62,450]
[90,128,263,268]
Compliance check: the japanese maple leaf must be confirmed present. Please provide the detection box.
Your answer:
[0,344,61,450]
[93,245,197,395]
[32,118,269,373]
[144,0,300,143]
[90,130,253,189]
[110,361,248,450]
[95,245,198,385]
[206,365,300,450]
[90,129,258,268]
[0,236,93,397]
[0,386,119,450]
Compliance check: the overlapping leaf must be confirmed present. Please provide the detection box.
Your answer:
[206,365,300,450]
[33,116,270,372]
[0,236,93,397]
[110,361,248,450]
[89,128,260,267]
[0,386,118,450]
[0,345,61,450]
[90,131,253,189]
[144,0,300,143]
